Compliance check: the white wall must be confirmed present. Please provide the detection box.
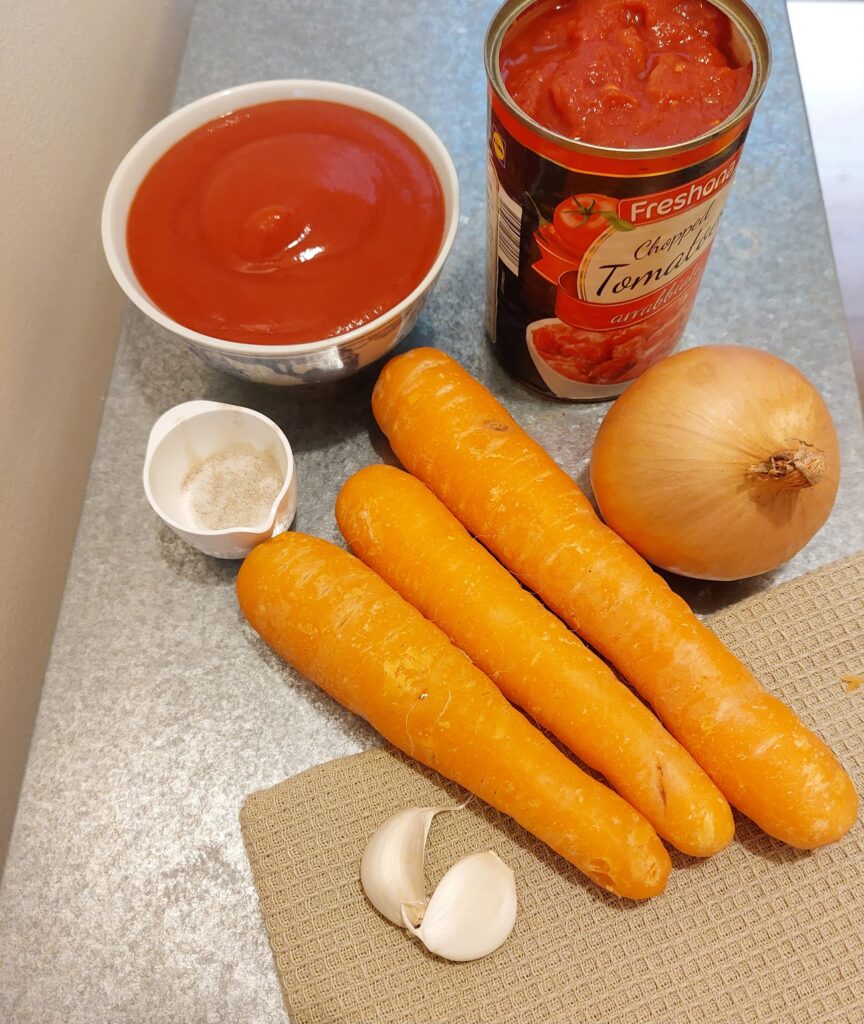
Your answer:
[0,0,195,871]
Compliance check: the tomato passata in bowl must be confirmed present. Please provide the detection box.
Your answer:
[102,80,459,385]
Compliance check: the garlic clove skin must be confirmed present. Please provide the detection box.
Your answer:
[402,850,517,962]
[361,807,450,926]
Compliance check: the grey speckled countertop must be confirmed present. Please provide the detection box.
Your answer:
[2,1,863,1022]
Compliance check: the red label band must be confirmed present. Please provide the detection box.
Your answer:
[619,152,742,224]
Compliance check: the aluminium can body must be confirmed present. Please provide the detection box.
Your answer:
[484,0,771,400]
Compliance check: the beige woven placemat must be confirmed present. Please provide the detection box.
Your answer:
[240,553,864,1024]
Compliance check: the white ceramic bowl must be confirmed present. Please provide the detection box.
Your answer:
[102,80,460,386]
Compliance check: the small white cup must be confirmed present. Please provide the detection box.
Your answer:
[143,401,297,559]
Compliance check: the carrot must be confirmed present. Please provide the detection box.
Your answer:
[371,348,858,849]
[336,464,734,857]
[237,532,671,899]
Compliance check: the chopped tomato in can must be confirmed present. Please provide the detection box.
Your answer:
[484,0,770,399]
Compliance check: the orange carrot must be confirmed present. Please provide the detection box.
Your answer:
[372,348,858,849]
[237,532,671,898]
[337,464,734,857]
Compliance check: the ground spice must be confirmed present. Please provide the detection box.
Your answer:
[181,444,284,530]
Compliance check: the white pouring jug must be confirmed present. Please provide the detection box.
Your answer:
[143,401,297,559]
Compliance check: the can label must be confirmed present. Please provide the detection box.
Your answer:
[487,108,749,399]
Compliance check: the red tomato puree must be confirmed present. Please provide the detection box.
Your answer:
[127,100,445,345]
[500,0,752,148]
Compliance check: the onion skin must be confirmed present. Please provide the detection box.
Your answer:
[590,346,841,580]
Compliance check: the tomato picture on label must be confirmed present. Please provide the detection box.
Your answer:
[528,302,689,386]
[534,193,633,283]
[554,194,631,250]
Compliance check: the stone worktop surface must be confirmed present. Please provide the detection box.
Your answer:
[2,1,862,1021]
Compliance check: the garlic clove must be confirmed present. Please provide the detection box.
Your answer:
[402,850,517,962]
[360,806,451,926]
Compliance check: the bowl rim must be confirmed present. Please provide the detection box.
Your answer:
[101,78,460,357]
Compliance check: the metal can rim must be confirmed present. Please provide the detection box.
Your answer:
[484,0,772,162]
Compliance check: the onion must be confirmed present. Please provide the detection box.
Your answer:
[590,345,840,580]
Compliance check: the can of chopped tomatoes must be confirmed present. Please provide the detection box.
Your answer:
[484,0,770,399]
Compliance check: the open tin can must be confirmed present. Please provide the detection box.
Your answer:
[484,0,771,399]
